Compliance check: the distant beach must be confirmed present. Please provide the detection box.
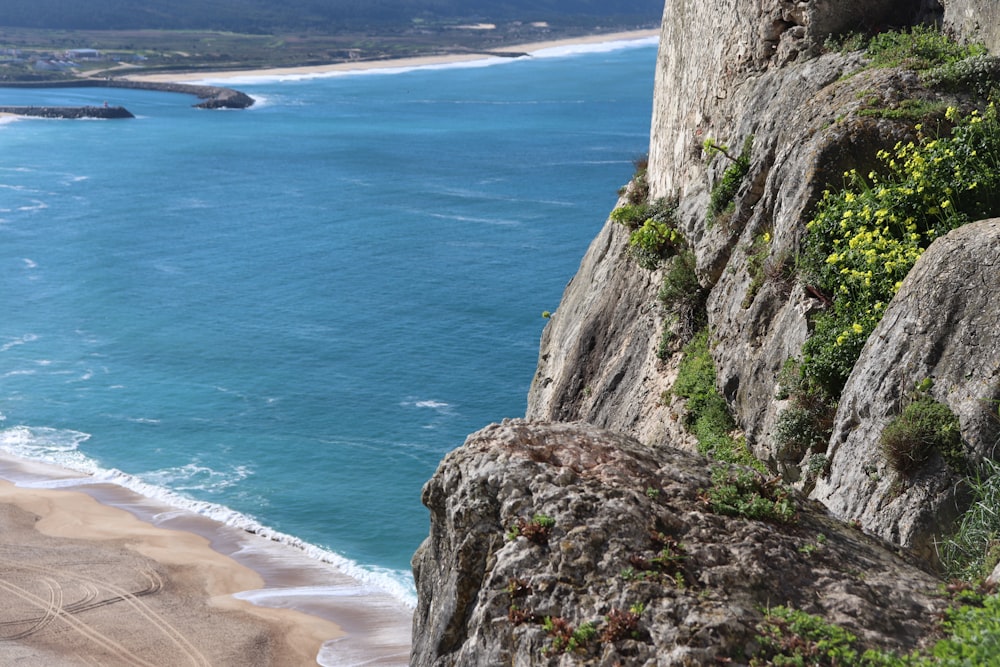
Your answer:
[125,29,659,84]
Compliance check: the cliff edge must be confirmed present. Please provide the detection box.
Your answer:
[413,0,1000,663]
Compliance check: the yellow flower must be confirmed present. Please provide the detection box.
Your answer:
[852,322,864,334]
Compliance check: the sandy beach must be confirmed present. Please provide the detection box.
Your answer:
[0,457,412,666]
[125,29,659,83]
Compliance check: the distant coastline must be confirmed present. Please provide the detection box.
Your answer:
[0,29,657,111]
[124,29,659,84]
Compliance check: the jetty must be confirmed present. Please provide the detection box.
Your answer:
[0,79,254,110]
[0,105,134,119]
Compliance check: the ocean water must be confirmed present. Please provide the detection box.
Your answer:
[0,38,657,605]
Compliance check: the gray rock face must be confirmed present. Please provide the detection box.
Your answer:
[411,420,946,666]
[944,0,1000,52]
[647,0,928,200]
[526,207,692,449]
[527,0,1000,501]
[811,219,1000,560]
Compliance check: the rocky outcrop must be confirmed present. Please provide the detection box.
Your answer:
[526,208,691,448]
[812,219,1000,560]
[412,420,947,666]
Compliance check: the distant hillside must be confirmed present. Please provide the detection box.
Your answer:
[0,0,663,32]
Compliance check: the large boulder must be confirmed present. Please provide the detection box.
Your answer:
[411,420,946,666]
[811,219,1000,560]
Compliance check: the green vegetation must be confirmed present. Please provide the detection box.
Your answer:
[657,249,707,346]
[753,594,1000,667]
[622,531,687,585]
[674,331,762,469]
[939,459,1000,581]
[865,25,986,71]
[612,196,684,270]
[772,358,836,475]
[800,103,1000,395]
[880,388,963,476]
[601,605,643,642]
[0,2,660,78]
[752,606,899,666]
[741,230,792,307]
[924,54,1000,98]
[706,135,754,225]
[702,466,796,523]
[0,0,663,32]
[542,616,599,654]
[858,98,949,122]
[626,201,685,269]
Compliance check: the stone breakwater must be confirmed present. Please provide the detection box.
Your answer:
[0,79,254,109]
[0,105,134,119]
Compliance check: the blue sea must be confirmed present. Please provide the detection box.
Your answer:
[0,38,657,607]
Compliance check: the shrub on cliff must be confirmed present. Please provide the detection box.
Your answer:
[880,392,963,476]
[865,24,986,71]
[800,103,1000,395]
[706,135,753,226]
[674,331,761,469]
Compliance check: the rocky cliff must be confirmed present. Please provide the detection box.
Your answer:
[528,0,1000,550]
[412,421,948,665]
[413,0,1000,664]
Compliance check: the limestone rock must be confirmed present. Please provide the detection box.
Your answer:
[811,219,1000,561]
[944,0,1000,53]
[526,207,691,449]
[411,420,946,666]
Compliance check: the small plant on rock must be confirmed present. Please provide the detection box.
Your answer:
[865,24,986,71]
[702,466,797,523]
[658,250,707,344]
[706,135,754,226]
[618,154,650,205]
[602,604,644,643]
[752,606,896,666]
[673,331,764,470]
[800,103,1000,396]
[880,387,963,476]
[940,459,1000,581]
[508,513,556,544]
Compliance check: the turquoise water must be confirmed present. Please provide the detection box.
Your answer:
[0,39,656,603]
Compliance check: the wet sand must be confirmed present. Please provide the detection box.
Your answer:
[0,456,412,666]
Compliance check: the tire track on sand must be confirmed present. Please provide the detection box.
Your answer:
[0,576,156,666]
[0,559,209,666]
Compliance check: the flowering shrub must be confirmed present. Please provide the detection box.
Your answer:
[800,103,1000,393]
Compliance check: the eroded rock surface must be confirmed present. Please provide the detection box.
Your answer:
[412,420,946,666]
[812,219,1000,560]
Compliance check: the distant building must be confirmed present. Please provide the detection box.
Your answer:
[65,48,102,60]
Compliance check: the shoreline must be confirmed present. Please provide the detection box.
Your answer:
[0,454,412,666]
[124,29,659,84]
